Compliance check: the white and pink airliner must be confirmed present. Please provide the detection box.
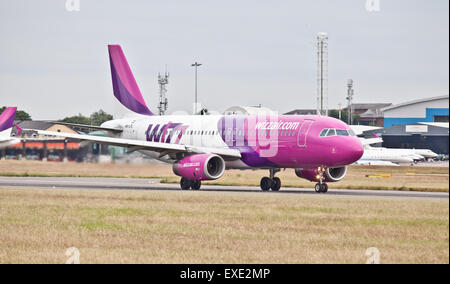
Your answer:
[35,45,364,193]
[0,107,20,149]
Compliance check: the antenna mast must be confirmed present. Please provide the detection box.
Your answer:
[346,79,354,125]
[316,32,329,116]
[157,71,169,115]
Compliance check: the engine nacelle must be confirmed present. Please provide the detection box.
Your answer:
[295,166,348,183]
[173,154,226,181]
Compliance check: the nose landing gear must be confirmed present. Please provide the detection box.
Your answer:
[260,169,282,191]
[314,166,328,193]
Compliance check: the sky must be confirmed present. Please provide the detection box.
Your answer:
[0,0,448,120]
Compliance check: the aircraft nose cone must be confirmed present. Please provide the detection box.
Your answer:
[350,140,364,163]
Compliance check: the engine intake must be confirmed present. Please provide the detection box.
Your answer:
[295,166,347,183]
[173,154,225,181]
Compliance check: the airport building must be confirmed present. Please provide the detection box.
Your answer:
[365,122,449,155]
[353,103,392,127]
[287,95,449,154]
[382,95,449,128]
[360,95,450,154]
[286,104,391,126]
[1,121,108,162]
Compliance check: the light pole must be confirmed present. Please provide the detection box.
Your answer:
[191,62,202,114]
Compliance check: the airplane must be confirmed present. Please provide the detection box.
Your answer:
[0,107,20,149]
[356,132,438,165]
[357,147,416,164]
[30,45,364,193]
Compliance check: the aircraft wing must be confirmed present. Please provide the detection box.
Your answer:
[48,121,123,133]
[359,137,383,146]
[354,160,399,166]
[33,130,242,159]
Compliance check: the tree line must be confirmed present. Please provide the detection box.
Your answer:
[1,107,114,126]
[3,107,360,126]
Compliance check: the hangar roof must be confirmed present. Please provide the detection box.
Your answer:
[382,95,449,112]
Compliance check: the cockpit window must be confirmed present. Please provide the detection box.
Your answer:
[319,129,329,137]
[336,129,349,136]
[320,128,355,137]
[326,129,336,137]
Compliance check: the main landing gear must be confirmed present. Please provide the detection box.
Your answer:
[314,183,328,193]
[314,166,328,193]
[260,169,281,191]
[180,178,201,190]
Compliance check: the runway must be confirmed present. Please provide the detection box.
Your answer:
[0,176,447,199]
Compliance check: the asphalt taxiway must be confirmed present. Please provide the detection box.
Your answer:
[0,176,448,199]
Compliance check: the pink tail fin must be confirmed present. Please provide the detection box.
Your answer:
[108,45,154,116]
[0,107,17,132]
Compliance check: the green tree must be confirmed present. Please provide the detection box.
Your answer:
[0,106,32,121]
[90,110,113,126]
[61,113,91,125]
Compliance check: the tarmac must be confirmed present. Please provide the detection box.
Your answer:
[0,176,447,199]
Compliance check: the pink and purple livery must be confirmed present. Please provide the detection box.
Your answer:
[0,107,20,149]
[35,45,364,193]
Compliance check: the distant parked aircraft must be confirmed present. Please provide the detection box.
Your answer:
[0,107,20,149]
[356,132,438,165]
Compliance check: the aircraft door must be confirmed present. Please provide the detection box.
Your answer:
[297,120,314,148]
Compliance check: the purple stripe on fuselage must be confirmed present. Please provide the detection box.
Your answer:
[0,107,17,132]
[217,116,280,168]
[109,55,154,116]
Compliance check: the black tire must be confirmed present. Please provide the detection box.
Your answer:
[315,183,322,193]
[321,183,328,193]
[271,177,281,191]
[260,177,272,191]
[180,178,191,190]
[191,180,201,190]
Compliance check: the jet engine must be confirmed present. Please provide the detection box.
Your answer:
[295,166,347,182]
[173,154,226,181]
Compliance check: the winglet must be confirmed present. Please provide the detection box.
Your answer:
[0,107,17,132]
[108,45,154,116]
[371,132,380,138]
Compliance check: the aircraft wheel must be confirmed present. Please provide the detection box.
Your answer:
[271,177,281,191]
[180,178,191,190]
[321,183,328,193]
[191,180,201,190]
[315,183,322,193]
[260,177,272,191]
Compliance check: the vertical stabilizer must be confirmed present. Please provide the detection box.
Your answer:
[0,107,17,138]
[108,45,154,116]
